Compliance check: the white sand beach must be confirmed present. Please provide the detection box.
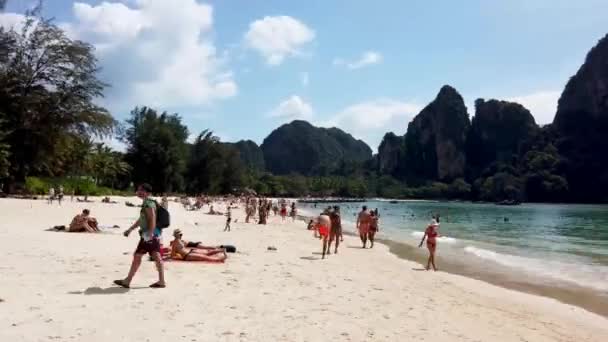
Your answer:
[0,197,607,342]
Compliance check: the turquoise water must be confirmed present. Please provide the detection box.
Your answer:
[299,200,608,292]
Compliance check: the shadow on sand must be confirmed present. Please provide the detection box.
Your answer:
[68,286,144,295]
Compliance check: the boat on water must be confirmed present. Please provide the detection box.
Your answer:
[496,199,521,206]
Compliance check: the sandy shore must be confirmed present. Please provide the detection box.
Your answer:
[0,197,607,341]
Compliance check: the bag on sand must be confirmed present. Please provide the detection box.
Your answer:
[220,245,236,253]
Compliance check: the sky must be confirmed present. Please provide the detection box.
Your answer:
[2,0,608,151]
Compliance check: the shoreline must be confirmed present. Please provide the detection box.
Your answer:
[297,208,608,319]
[379,237,608,318]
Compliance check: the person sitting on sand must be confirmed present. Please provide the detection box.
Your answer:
[102,196,118,204]
[170,229,227,262]
[69,209,99,233]
[418,219,441,271]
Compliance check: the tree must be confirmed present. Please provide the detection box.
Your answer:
[0,114,9,180]
[123,107,188,193]
[185,130,246,194]
[0,7,114,185]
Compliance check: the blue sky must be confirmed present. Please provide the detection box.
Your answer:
[3,0,608,151]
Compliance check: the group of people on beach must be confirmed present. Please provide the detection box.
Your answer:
[309,203,441,269]
[47,185,65,205]
[244,197,297,225]
[309,205,343,259]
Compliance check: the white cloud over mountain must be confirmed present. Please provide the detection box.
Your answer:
[270,95,314,121]
[321,99,421,150]
[245,15,315,65]
[507,90,560,125]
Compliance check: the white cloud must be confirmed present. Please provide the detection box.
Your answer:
[300,72,309,87]
[244,15,315,65]
[54,0,237,111]
[269,95,314,121]
[507,90,560,125]
[0,12,27,31]
[333,51,383,70]
[320,99,422,150]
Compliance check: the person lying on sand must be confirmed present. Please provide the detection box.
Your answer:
[170,229,227,262]
[207,205,223,215]
[101,196,118,204]
[69,209,99,233]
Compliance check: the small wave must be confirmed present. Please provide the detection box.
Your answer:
[463,246,608,292]
[410,231,458,244]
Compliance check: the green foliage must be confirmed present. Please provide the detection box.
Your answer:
[24,176,122,196]
[0,114,9,179]
[185,130,246,194]
[24,177,46,195]
[0,8,114,183]
[123,107,189,193]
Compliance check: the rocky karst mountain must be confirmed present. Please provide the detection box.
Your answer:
[403,85,470,183]
[553,33,608,202]
[377,132,406,177]
[261,120,372,175]
[227,140,265,171]
[466,99,539,179]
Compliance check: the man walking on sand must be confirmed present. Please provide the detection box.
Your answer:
[357,205,372,248]
[328,205,342,255]
[114,183,166,289]
[318,212,331,259]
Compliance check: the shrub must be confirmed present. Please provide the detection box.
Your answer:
[25,177,48,195]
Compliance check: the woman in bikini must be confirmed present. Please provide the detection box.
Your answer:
[418,219,440,271]
[170,229,227,263]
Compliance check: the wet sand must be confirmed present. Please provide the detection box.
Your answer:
[379,237,608,318]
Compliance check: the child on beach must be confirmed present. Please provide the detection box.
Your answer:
[224,207,232,232]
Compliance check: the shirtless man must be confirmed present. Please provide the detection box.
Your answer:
[328,206,342,254]
[356,205,372,248]
[318,213,331,259]
[368,210,379,248]
[69,209,99,233]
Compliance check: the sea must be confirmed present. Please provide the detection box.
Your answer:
[298,200,608,316]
